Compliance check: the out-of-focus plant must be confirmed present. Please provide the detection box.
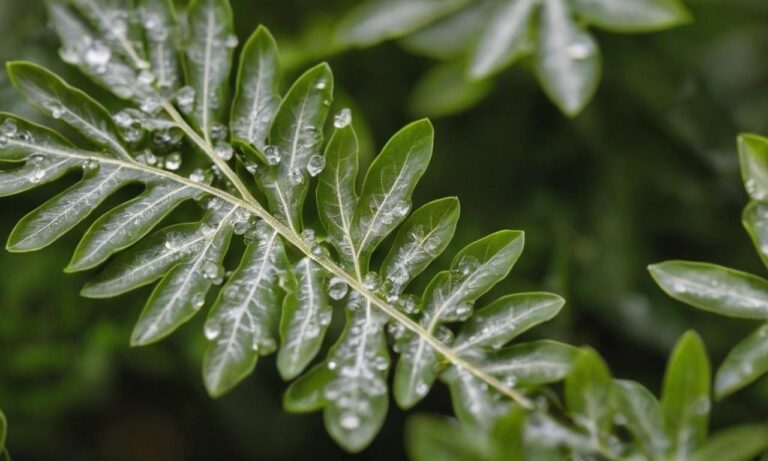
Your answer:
[651,133,768,400]
[324,0,691,117]
[408,331,768,461]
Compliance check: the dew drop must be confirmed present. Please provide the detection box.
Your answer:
[215,143,234,161]
[176,86,196,114]
[1,119,18,136]
[163,152,182,171]
[327,276,349,300]
[288,167,304,185]
[566,38,595,60]
[58,46,80,64]
[189,168,207,183]
[339,413,360,430]
[225,34,239,48]
[306,154,326,177]
[314,79,328,90]
[84,41,112,71]
[264,145,281,165]
[333,108,352,128]
[192,291,206,309]
[204,320,221,340]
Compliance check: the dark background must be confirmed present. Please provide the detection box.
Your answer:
[0,0,767,459]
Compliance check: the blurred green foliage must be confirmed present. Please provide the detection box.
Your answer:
[0,0,767,460]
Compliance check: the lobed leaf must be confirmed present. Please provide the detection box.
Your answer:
[7,62,131,160]
[257,63,333,230]
[203,226,290,397]
[277,258,333,380]
[230,26,281,150]
[185,0,235,140]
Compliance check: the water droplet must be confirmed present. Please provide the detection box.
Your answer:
[264,145,281,165]
[306,154,326,177]
[204,320,221,340]
[301,228,316,245]
[1,119,18,136]
[136,149,158,166]
[393,200,411,218]
[456,255,480,277]
[58,46,80,64]
[176,86,196,114]
[225,34,239,48]
[415,382,429,396]
[327,276,349,300]
[138,70,155,85]
[192,291,206,309]
[81,158,100,173]
[327,360,338,370]
[202,260,224,284]
[163,152,182,170]
[189,168,207,183]
[566,38,594,60]
[288,167,304,185]
[45,101,65,119]
[210,123,228,142]
[215,143,234,161]
[83,41,111,73]
[363,272,380,290]
[339,412,360,430]
[314,79,328,90]
[333,108,352,128]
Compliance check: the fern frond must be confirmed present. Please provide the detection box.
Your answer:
[0,0,573,451]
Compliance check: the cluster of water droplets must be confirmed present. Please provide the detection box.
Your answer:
[333,107,352,129]
[366,193,411,228]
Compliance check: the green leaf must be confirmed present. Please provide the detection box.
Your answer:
[230,26,281,150]
[336,0,470,47]
[48,1,155,102]
[321,292,390,452]
[406,415,494,461]
[571,0,691,32]
[649,261,768,320]
[257,63,333,230]
[130,205,236,345]
[7,163,134,252]
[203,227,290,397]
[277,258,333,380]
[535,0,601,116]
[691,424,768,461]
[399,3,488,60]
[408,62,494,118]
[7,62,131,160]
[467,0,537,79]
[67,182,202,271]
[613,379,669,458]
[453,293,565,352]
[443,368,513,429]
[353,119,434,267]
[480,340,579,386]
[564,348,614,446]
[394,230,525,409]
[739,134,768,202]
[714,324,768,399]
[283,363,334,413]
[492,407,527,461]
[661,331,711,459]
[185,0,235,140]
[741,201,768,269]
[316,125,360,270]
[381,197,460,293]
[0,410,5,453]
[140,0,181,91]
